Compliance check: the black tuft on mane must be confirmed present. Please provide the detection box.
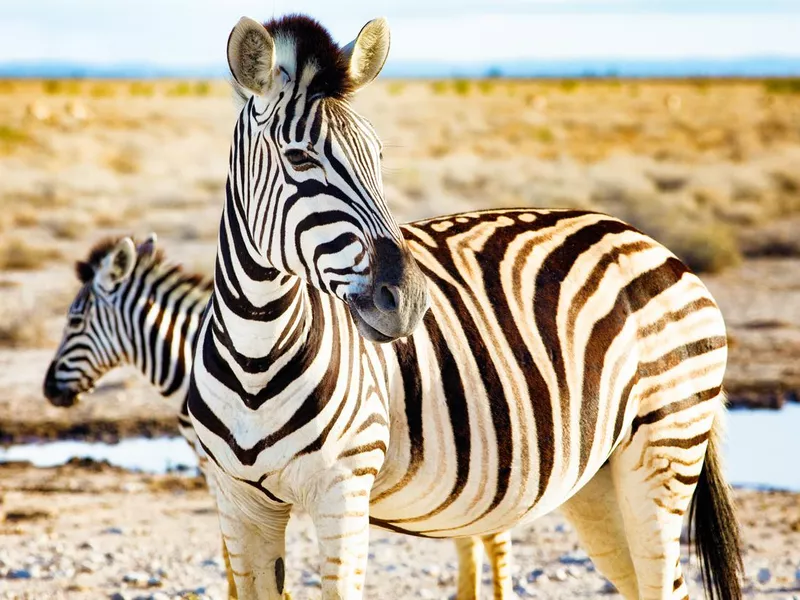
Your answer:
[75,237,120,284]
[264,14,354,99]
[74,236,212,292]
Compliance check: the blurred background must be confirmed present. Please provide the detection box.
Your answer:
[0,1,799,598]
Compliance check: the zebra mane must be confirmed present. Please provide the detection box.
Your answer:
[75,236,212,292]
[231,13,354,105]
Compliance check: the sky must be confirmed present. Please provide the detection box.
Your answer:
[2,0,799,67]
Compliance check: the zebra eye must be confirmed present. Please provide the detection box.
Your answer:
[68,316,83,329]
[284,149,318,171]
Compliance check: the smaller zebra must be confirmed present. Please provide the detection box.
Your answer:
[42,235,513,600]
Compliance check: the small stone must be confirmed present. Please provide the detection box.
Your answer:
[78,542,94,550]
[109,594,127,600]
[554,523,572,534]
[527,568,545,583]
[757,568,771,584]
[552,568,568,582]
[301,571,321,587]
[123,571,149,585]
[103,527,124,535]
[599,580,618,594]
[6,569,32,580]
[421,565,440,578]
[566,566,582,578]
[559,550,590,565]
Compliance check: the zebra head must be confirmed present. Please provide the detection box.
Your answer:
[43,236,153,407]
[225,15,429,342]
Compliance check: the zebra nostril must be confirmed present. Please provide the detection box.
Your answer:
[374,283,401,314]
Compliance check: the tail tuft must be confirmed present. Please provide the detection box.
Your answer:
[688,404,744,600]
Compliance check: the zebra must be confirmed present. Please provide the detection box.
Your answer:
[187,13,743,600]
[42,235,513,600]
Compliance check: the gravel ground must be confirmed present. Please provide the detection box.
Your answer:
[1,460,799,599]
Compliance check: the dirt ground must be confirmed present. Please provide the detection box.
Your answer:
[1,459,799,600]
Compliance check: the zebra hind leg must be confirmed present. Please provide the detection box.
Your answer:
[481,531,513,600]
[560,464,639,599]
[610,398,723,599]
[454,537,482,599]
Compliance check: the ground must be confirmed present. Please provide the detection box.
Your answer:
[1,460,799,599]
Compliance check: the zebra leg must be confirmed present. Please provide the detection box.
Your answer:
[560,465,639,599]
[309,474,374,599]
[610,408,716,599]
[481,531,513,600]
[214,474,292,600]
[222,539,239,599]
[454,537,482,599]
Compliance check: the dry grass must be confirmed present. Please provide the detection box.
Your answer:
[0,78,799,275]
[0,238,62,270]
[0,302,50,348]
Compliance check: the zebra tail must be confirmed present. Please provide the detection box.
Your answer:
[688,396,744,600]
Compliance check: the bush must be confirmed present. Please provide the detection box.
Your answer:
[0,301,50,348]
[764,78,800,95]
[430,80,449,95]
[130,81,155,97]
[666,223,742,273]
[453,79,471,96]
[0,239,62,270]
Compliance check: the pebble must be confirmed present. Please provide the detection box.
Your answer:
[552,568,569,582]
[421,565,440,578]
[526,568,545,583]
[103,527,124,535]
[5,569,32,580]
[757,567,772,584]
[122,571,151,585]
[554,523,572,534]
[559,550,590,565]
[301,570,321,587]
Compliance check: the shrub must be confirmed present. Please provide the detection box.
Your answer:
[130,81,155,97]
[453,79,471,96]
[0,306,49,348]
[763,78,800,95]
[386,81,405,96]
[430,80,449,95]
[666,223,742,273]
[0,238,62,270]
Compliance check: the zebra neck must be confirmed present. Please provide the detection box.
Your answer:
[120,261,209,399]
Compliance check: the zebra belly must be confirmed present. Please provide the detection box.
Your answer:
[368,435,617,538]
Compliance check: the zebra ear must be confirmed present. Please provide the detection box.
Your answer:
[97,238,137,289]
[342,18,390,92]
[227,17,275,95]
[137,233,157,257]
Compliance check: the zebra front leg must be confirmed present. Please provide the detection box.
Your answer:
[454,537,482,599]
[222,539,238,599]
[310,472,375,599]
[214,472,292,600]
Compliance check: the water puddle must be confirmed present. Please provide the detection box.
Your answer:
[0,405,798,490]
[0,436,198,474]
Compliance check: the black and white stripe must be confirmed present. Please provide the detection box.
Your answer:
[189,14,743,600]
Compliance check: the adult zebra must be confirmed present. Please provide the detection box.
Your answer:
[42,235,512,600]
[188,13,743,600]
